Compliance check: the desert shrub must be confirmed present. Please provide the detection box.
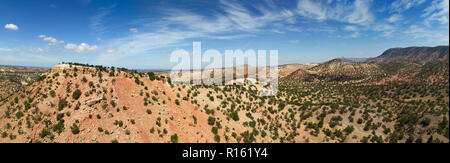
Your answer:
[231,111,239,121]
[53,121,65,134]
[50,90,56,97]
[1,131,7,138]
[211,127,218,135]
[39,128,51,138]
[72,89,82,100]
[70,123,80,134]
[421,118,431,127]
[214,135,220,143]
[150,127,155,134]
[15,111,24,119]
[82,77,87,83]
[192,115,197,125]
[208,116,216,126]
[58,98,68,111]
[344,125,354,135]
[171,134,178,143]
[148,72,156,81]
[110,100,117,107]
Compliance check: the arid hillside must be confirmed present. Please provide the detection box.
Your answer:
[0,66,48,102]
[0,63,316,143]
[0,46,448,143]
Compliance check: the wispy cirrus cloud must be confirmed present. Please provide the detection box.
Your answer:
[296,0,374,26]
[90,4,116,35]
[387,14,403,23]
[0,48,14,52]
[422,0,449,26]
[404,24,448,44]
[98,0,300,64]
[390,0,426,13]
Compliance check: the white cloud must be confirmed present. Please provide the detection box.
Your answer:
[64,43,99,53]
[129,28,139,33]
[387,14,403,23]
[404,25,449,43]
[106,47,117,54]
[296,0,374,26]
[343,25,360,38]
[349,32,360,38]
[390,0,426,13]
[422,0,449,26]
[374,24,396,37]
[346,0,374,25]
[344,25,358,31]
[272,29,285,34]
[219,0,290,32]
[4,24,18,30]
[0,48,14,52]
[38,34,64,46]
[296,0,327,21]
[100,0,298,60]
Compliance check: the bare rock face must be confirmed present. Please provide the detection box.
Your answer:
[84,97,102,106]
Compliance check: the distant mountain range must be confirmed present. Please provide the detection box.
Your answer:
[280,46,449,85]
[372,46,449,64]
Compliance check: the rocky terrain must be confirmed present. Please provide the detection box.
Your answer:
[0,46,448,143]
[0,66,48,102]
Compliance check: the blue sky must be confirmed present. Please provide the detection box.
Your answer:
[0,0,448,69]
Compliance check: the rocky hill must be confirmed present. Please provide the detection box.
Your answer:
[373,46,448,64]
[0,63,317,143]
[370,46,449,73]
[280,59,386,85]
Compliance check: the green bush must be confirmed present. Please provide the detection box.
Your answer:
[211,127,218,135]
[53,121,65,134]
[40,128,51,138]
[70,123,80,134]
[15,111,24,119]
[208,116,216,126]
[171,134,178,143]
[58,98,68,111]
[231,112,239,121]
[214,135,220,143]
[72,89,82,100]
